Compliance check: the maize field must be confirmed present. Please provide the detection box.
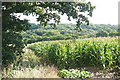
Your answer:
[28,37,120,69]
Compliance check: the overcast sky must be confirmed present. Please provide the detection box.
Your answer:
[20,0,119,25]
[89,0,119,25]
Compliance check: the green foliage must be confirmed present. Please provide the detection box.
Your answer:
[58,69,91,79]
[28,37,119,69]
[2,3,31,66]
[22,23,118,43]
[109,32,119,37]
[96,30,108,37]
[2,2,95,67]
[13,52,40,69]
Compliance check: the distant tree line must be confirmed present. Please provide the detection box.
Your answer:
[22,23,119,44]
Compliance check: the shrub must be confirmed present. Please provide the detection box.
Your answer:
[58,69,91,79]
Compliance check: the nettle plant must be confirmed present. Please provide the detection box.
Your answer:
[58,69,91,79]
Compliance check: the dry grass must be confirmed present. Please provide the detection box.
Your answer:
[10,65,59,78]
[2,50,59,78]
[91,72,115,78]
[3,65,117,78]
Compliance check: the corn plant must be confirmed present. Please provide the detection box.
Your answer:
[28,37,119,69]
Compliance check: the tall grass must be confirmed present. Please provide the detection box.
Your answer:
[2,65,59,78]
[28,37,119,69]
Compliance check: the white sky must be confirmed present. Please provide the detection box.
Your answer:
[89,0,119,25]
[20,0,120,25]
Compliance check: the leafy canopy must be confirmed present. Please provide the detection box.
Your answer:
[2,2,95,67]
